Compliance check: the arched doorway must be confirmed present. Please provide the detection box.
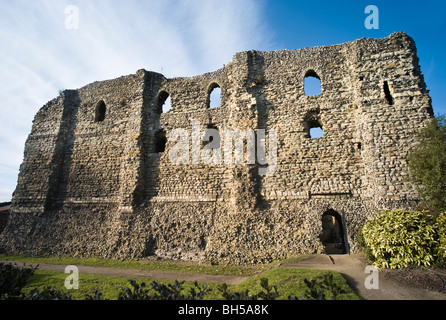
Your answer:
[320,210,346,254]
[94,100,106,122]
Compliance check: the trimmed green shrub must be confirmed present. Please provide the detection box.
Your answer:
[360,210,444,269]
[295,274,346,300]
[407,115,446,212]
[219,275,345,300]
[25,286,72,300]
[0,262,74,300]
[218,277,279,300]
[356,225,375,264]
[0,263,37,299]
[117,280,210,300]
[406,115,446,265]
[436,213,446,264]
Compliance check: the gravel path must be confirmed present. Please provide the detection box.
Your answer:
[2,260,249,285]
[279,254,446,300]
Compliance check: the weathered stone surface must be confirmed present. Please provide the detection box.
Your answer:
[0,32,433,264]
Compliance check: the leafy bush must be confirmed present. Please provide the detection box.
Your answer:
[360,210,444,268]
[117,279,210,300]
[0,262,38,299]
[289,274,346,300]
[436,213,446,265]
[356,226,375,263]
[25,286,72,300]
[408,115,446,212]
[218,277,279,300]
[219,275,344,300]
[85,290,103,300]
[117,276,344,300]
[1,263,74,300]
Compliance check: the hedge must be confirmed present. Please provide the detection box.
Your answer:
[359,210,445,269]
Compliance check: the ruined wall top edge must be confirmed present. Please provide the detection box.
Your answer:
[54,32,414,95]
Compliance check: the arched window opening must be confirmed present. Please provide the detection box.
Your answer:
[154,129,167,153]
[304,70,322,96]
[208,84,221,109]
[95,100,106,122]
[320,210,346,254]
[157,91,171,113]
[383,81,394,105]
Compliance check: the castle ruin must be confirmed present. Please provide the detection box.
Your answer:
[0,32,433,264]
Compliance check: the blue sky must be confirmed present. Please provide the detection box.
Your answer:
[0,0,445,202]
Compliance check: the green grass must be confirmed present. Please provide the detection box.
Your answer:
[2,254,360,300]
[20,268,360,300]
[23,270,132,300]
[229,268,360,300]
[23,269,224,300]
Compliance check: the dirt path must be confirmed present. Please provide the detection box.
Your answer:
[2,260,249,285]
[280,254,446,300]
[4,254,446,300]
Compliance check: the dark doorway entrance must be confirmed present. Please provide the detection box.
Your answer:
[320,210,346,254]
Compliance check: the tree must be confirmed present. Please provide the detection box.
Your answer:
[407,114,446,211]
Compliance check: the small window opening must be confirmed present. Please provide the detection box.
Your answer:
[95,100,106,122]
[309,125,323,139]
[304,70,322,96]
[305,110,323,139]
[157,91,171,113]
[208,84,221,109]
[383,81,394,105]
[154,129,167,153]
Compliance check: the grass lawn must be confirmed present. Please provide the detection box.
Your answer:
[228,268,360,300]
[22,268,359,300]
[23,270,133,300]
[1,254,360,300]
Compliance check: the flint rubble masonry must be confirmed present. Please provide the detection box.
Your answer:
[0,33,433,264]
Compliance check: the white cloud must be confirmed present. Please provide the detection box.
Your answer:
[0,0,271,201]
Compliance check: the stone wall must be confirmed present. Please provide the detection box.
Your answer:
[0,32,433,264]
